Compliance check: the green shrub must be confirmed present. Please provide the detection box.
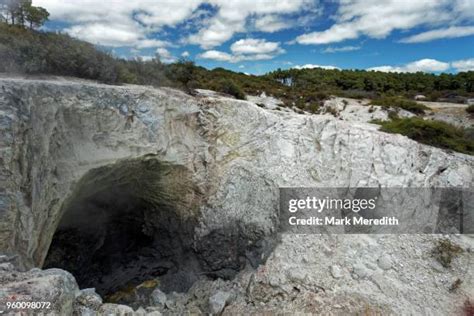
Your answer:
[373,117,474,155]
[432,239,464,268]
[307,103,320,114]
[370,96,429,114]
[212,78,246,100]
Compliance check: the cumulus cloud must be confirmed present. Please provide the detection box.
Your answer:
[135,55,155,61]
[368,58,450,73]
[198,38,284,62]
[293,64,340,70]
[230,38,284,55]
[136,39,172,49]
[187,0,316,48]
[156,48,176,63]
[399,26,474,43]
[452,58,474,72]
[34,0,317,49]
[254,15,289,33]
[181,51,191,58]
[34,0,199,47]
[322,45,361,53]
[295,0,474,45]
[198,50,234,62]
[65,23,143,47]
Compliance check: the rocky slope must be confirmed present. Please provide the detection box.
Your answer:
[0,77,473,315]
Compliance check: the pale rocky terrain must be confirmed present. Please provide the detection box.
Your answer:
[320,97,414,122]
[421,101,473,128]
[0,78,473,315]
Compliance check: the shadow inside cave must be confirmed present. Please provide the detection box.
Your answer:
[44,156,202,297]
[43,155,276,303]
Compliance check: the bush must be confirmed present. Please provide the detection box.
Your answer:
[0,24,122,83]
[212,78,246,100]
[0,24,173,86]
[432,239,464,268]
[373,117,474,155]
[307,103,320,114]
[370,96,429,114]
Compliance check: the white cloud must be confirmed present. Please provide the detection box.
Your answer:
[136,39,171,49]
[295,0,474,45]
[452,58,474,72]
[198,50,234,62]
[297,23,358,44]
[198,38,284,63]
[322,45,361,53]
[254,15,288,33]
[156,48,176,63]
[238,65,245,69]
[34,0,201,47]
[368,58,450,73]
[65,23,143,47]
[34,0,317,50]
[187,0,316,48]
[198,50,281,63]
[399,26,474,43]
[181,51,191,58]
[135,55,155,62]
[230,38,284,55]
[293,64,340,70]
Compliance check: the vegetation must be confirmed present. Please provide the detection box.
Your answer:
[372,117,474,155]
[268,67,474,98]
[0,0,49,29]
[0,17,473,108]
[370,96,429,114]
[432,239,464,268]
[210,78,246,100]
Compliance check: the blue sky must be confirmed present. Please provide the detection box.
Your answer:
[34,0,474,75]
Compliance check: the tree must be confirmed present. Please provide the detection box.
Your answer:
[25,4,48,28]
[0,0,21,25]
[0,0,48,28]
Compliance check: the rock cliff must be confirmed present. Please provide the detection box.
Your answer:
[0,77,473,315]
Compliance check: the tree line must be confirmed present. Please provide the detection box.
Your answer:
[0,0,49,29]
[267,67,474,99]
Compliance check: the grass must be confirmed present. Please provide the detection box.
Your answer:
[432,239,464,268]
[370,96,429,114]
[373,117,474,155]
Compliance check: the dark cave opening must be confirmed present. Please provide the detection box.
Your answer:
[44,157,203,298]
[44,156,275,303]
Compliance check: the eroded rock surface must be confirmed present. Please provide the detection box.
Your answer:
[0,78,473,315]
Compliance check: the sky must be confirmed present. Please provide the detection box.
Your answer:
[34,0,474,75]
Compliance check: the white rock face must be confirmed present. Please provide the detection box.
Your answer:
[0,78,473,315]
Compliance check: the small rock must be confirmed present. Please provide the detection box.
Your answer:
[98,303,134,315]
[138,104,150,113]
[353,263,370,279]
[75,288,102,310]
[150,288,167,306]
[209,291,231,314]
[330,265,343,279]
[0,262,14,271]
[377,255,392,270]
[134,307,147,316]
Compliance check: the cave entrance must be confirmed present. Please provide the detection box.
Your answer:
[44,156,202,298]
